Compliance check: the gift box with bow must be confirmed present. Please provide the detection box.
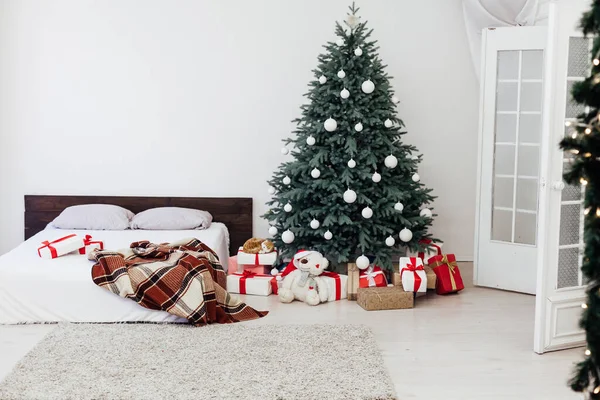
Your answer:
[237,247,277,268]
[399,257,427,294]
[227,255,270,276]
[358,265,387,288]
[408,238,443,264]
[78,235,104,256]
[226,270,278,296]
[427,254,464,295]
[37,234,86,259]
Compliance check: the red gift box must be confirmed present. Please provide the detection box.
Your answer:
[359,266,387,288]
[427,254,464,295]
[78,235,104,255]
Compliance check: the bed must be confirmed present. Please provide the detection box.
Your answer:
[0,195,253,324]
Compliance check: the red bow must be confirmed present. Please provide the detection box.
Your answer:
[78,235,104,255]
[401,262,425,292]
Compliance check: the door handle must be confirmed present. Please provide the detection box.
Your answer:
[552,181,565,191]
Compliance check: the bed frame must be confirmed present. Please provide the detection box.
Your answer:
[24,195,252,255]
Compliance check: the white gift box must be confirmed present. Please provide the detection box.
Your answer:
[237,247,277,266]
[407,240,443,263]
[321,272,348,302]
[399,257,427,294]
[37,234,86,259]
[227,273,275,296]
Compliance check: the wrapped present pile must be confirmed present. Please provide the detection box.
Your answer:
[230,238,278,276]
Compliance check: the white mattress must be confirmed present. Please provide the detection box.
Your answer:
[0,223,230,324]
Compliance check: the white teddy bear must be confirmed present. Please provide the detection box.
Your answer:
[278,250,329,306]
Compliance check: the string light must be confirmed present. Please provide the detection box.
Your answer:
[586,127,592,134]
[566,121,573,127]
[585,208,591,215]
[594,386,600,394]
[572,149,580,155]
[583,303,589,309]
[585,152,593,158]
[585,349,592,356]
[581,178,589,185]
[572,132,578,139]
[594,58,599,66]
[597,209,600,217]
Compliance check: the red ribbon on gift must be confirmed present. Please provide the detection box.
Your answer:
[233,270,278,295]
[38,234,78,258]
[418,238,442,260]
[401,258,425,292]
[254,253,260,266]
[78,235,105,255]
[321,271,342,300]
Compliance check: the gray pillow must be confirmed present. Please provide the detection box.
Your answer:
[50,204,134,230]
[130,207,213,230]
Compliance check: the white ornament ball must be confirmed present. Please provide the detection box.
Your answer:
[384,154,398,169]
[281,147,289,155]
[420,208,433,218]
[361,79,375,94]
[354,122,363,132]
[324,230,333,240]
[356,255,370,270]
[340,88,350,99]
[347,159,356,168]
[271,267,279,276]
[311,168,321,179]
[310,219,320,229]
[412,173,420,182]
[354,47,363,56]
[284,203,293,212]
[336,38,344,46]
[392,95,400,104]
[324,117,337,132]
[372,172,381,183]
[268,226,278,236]
[343,189,357,203]
[319,75,327,84]
[384,119,393,128]
[282,229,295,244]
[385,236,396,247]
[337,70,346,79]
[361,207,373,219]
[268,187,276,195]
[283,176,291,185]
[306,135,316,146]
[399,228,413,243]
[394,202,404,212]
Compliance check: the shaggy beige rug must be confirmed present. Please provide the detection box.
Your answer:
[0,324,396,400]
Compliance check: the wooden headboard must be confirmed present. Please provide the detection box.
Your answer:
[24,195,252,255]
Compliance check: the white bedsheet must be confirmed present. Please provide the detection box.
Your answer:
[0,223,230,324]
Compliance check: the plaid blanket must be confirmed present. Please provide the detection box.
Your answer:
[91,238,267,326]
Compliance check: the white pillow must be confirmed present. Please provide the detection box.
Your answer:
[130,207,213,230]
[50,204,134,230]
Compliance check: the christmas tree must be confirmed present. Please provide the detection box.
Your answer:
[561,2,600,397]
[263,3,436,269]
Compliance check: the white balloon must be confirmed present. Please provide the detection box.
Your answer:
[281,147,289,155]
[384,119,393,128]
[283,176,291,185]
[385,236,396,247]
[284,203,293,212]
[324,230,333,240]
[268,187,276,195]
[384,155,398,169]
[399,228,413,243]
[340,88,350,99]
[268,226,278,236]
[361,207,373,219]
[361,79,375,94]
[311,168,321,179]
[343,189,357,203]
[394,202,404,212]
[392,95,400,104]
[420,208,433,218]
[372,172,381,183]
[282,229,295,244]
[336,38,344,46]
[319,75,327,84]
[324,117,337,132]
[356,254,370,270]
[354,47,363,56]
[347,159,356,168]
[337,70,346,79]
[310,219,320,229]
[412,173,420,182]
[354,122,363,132]
[306,135,316,146]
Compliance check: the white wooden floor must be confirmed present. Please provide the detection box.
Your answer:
[0,263,582,399]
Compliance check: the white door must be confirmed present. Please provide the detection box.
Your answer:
[475,27,547,294]
[534,0,589,354]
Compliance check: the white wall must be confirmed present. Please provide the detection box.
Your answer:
[0,0,479,259]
